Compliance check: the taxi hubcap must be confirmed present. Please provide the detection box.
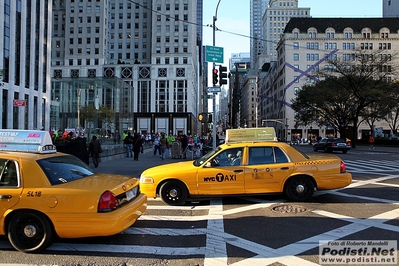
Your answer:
[296,184,305,194]
[169,189,178,198]
[23,225,37,238]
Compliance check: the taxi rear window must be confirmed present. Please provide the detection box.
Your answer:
[37,155,94,185]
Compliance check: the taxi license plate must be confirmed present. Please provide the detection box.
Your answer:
[126,187,137,201]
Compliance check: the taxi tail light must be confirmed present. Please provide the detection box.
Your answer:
[340,161,347,173]
[98,191,118,212]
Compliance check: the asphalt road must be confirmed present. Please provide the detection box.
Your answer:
[1,143,398,266]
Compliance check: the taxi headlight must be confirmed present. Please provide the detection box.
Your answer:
[140,176,154,184]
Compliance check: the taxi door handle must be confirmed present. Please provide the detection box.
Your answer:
[0,195,12,199]
[280,167,289,170]
[234,170,243,173]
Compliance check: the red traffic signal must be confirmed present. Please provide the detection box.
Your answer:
[212,68,218,85]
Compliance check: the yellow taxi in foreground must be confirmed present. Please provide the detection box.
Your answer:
[140,128,352,205]
[0,130,147,253]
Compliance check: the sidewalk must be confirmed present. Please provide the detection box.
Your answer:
[98,143,190,177]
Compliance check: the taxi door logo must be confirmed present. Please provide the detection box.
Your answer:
[204,173,237,182]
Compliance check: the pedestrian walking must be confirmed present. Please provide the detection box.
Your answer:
[368,135,375,149]
[122,131,128,147]
[133,133,142,161]
[153,133,161,156]
[124,132,133,157]
[89,135,102,168]
[159,133,168,160]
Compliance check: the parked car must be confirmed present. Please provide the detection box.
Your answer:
[140,128,352,205]
[0,130,147,253]
[313,137,351,154]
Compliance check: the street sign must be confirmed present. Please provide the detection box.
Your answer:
[207,86,221,93]
[205,46,224,63]
[13,99,26,107]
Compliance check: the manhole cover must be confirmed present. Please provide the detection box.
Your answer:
[272,204,307,213]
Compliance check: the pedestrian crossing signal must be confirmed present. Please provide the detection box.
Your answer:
[198,113,208,123]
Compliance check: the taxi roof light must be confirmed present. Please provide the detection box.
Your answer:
[225,128,277,144]
[0,130,57,154]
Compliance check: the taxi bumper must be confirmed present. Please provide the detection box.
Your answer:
[140,183,157,198]
[51,193,147,238]
[316,172,352,190]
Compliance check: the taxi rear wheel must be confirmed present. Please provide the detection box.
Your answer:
[285,176,314,201]
[8,211,54,253]
[160,180,188,206]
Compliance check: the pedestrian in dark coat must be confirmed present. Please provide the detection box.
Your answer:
[132,133,142,161]
[89,135,102,168]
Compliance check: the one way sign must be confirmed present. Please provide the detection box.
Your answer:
[207,86,221,93]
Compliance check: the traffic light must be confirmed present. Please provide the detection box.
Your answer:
[208,113,212,123]
[212,68,218,85]
[198,112,208,123]
[219,65,228,85]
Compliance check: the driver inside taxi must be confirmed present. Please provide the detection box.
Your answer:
[227,150,236,163]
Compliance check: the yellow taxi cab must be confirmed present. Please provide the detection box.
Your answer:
[0,130,147,253]
[140,128,352,205]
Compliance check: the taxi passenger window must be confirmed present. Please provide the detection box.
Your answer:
[0,160,19,187]
[249,147,274,165]
[274,147,289,163]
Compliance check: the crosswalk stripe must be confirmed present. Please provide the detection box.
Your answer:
[345,160,399,173]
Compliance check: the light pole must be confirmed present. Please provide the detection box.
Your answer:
[212,0,221,148]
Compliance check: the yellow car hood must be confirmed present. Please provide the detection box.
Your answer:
[142,161,195,176]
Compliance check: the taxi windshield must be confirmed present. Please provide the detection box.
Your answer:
[193,146,222,166]
[37,155,94,185]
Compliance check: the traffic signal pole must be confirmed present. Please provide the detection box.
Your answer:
[212,0,221,149]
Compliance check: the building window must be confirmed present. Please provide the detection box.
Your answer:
[293,53,299,61]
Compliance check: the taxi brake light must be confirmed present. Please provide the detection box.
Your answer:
[340,161,347,173]
[98,191,118,212]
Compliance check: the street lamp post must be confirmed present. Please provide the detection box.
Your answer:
[212,0,222,148]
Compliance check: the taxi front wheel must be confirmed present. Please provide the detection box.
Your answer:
[285,176,314,201]
[160,180,188,206]
[8,211,54,253]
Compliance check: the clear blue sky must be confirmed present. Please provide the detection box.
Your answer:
[203,0,383,65]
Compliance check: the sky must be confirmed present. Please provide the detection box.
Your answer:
[202,0,383,66]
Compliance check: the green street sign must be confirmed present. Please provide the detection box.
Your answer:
[205,46,224,63]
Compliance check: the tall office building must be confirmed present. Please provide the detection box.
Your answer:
[250,0,268,69]
[0,0,52,130]
[383,0,399,17]
[263,0,309,63]
[51,0,200,136]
